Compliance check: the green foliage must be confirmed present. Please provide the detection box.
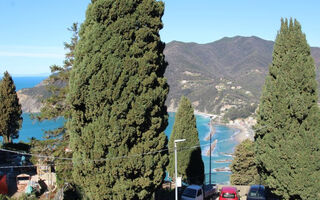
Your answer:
[167,96,204,185]
[0,194,9,200]
[68,0,169,199]
[0,71,22,143]
[0,194,37,200]
[230,139,258,185]
[2,142,30,152]
[16,194,37,200]
[224,104,257,121]
[255,18,320,199]
[31,23,79,188]
[38,23,78,122]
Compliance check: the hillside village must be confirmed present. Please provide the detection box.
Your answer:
[1,0,320,200]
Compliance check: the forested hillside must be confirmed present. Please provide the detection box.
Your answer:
[164,36,320,117]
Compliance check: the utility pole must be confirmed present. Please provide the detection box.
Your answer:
[209,125,212,185]
[209,116,213,185]
[174,139,186,200]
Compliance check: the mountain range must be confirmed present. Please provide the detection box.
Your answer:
[164,36,320,116]
[17,36,320,118]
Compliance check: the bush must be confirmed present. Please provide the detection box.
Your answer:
[0,194,9,200]
[224,104,257,121]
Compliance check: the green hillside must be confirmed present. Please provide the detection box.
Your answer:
[18,36,320,119]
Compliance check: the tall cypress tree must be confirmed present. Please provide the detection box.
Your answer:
[67,0,168,199]
[0,71,22,143]
[167,96,204,185]
[255,18,320,199]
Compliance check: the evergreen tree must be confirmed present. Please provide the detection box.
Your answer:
[32,23,79,187]
[230,139,258,185]
[67,0,169,199]
[38,23,78,122]
[254,18,320,199]
[0,71,22,143]
[167,96,204,185]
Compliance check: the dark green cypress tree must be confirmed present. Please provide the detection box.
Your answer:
[230,139,258,185]
[167,96,204,185]
[255,18,320,199]
[0,71,22,143]
[67,0,168,199]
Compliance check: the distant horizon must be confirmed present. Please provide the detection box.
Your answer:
[0,73,50,77]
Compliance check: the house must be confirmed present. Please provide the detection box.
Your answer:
[0,174,8,195]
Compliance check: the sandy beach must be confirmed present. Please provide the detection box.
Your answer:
[167,108,255,144]
[227,118,255,143]
[194,110,255,143]
[167,108,216,119]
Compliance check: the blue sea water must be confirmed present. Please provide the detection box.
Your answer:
[16,114,65,142]
[5,77,238,184]
[12,76,47,91]
[1,76,63,143]
[165,113,237,184]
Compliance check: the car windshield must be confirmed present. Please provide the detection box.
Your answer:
[248,189,265,197]
[182,188,197,198]
[222,192,235,198]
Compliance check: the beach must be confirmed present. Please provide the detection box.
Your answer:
[167,108,255,143]
[193,110,255,144]
[227,117,256,143]
[167,107,216,118]
[166,109,248,184]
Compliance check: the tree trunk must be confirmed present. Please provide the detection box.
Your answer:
[3,135,12,144]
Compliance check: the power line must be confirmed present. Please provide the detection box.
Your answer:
[0,125,266,168]
[0,139,230,166]
[0,142,206,162]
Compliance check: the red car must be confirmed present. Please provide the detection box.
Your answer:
[219,186,239,200]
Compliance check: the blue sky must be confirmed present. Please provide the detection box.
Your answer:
[1,0,319,75]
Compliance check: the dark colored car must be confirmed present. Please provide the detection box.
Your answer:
[246,185,266,200]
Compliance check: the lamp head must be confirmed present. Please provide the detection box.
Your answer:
[174,139,186,143]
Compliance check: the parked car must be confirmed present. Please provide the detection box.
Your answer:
[219,186,239,200]
[181,184,217,200]
[246,185,266,200]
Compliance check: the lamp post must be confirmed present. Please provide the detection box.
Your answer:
[209,116,213,185]
[174,139,186,200]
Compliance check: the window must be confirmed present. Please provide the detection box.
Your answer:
[182,188,197,198]
[222,192,235,198]
[248,189,265,197]
[197,189,202,196]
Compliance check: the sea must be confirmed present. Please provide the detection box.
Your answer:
[5,77,239,184]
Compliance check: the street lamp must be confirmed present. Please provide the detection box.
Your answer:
[174,139,186,200]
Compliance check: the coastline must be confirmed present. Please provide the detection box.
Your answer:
[167,108,216,119]
[227,124,248,143]
[227,118,255,143]
[167,108,254,144]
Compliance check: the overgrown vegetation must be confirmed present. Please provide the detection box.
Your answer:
[30,23,79,193]
[223,104,257,121]
[255,18,320,199]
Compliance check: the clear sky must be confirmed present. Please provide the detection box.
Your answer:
[1,0,319,76]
